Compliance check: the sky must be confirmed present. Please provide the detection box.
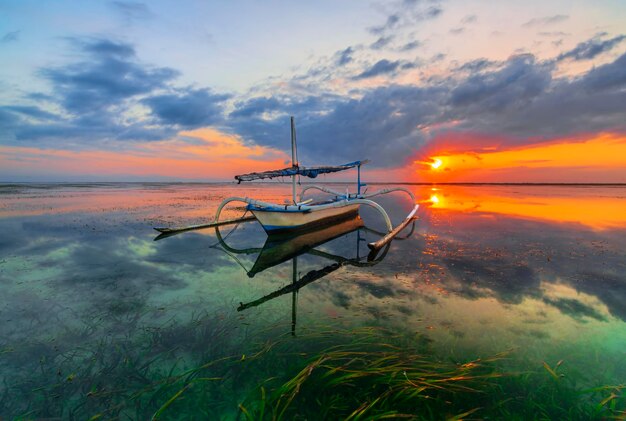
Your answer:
[1,0,625,182]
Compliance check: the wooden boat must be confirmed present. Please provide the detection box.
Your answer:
[221,117,417,244]
[155,117,418,252]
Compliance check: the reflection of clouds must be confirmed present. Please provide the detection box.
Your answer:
[444,255,540,304]
[354,279,397,299]
[542,297,607,322]
[2,186,626,373]
[570,271,626,321]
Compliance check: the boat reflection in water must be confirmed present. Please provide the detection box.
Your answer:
[212,214,415,335]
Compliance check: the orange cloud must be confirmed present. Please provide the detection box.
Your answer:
[416,133,626,183]
[0,128,289,180]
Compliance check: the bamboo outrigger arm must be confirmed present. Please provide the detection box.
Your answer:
[299,185,415,203]
[367,204,419,252]
[362,187,415,202]
[298,185,345,201]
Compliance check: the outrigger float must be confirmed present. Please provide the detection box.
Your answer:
[154,117,418,253]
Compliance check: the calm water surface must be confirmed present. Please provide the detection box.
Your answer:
[1,183,625,418]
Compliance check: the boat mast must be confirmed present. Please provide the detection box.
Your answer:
[292,256,298,336]
[290,116,298,204]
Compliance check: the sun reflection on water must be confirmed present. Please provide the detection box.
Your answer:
[417,185,626,230]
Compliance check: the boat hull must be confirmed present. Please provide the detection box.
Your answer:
[251,203,360,233]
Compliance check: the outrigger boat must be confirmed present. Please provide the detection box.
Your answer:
[155,117,418,253]
[155,207,417,335]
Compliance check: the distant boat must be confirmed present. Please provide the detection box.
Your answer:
[155,116,418,253]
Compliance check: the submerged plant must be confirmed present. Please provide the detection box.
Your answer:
[232,327,625,421]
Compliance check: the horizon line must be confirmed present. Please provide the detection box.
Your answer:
[2,181,626,187]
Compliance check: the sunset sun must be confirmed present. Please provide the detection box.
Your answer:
[431,158,443,170]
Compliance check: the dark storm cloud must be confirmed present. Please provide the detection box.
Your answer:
[557,34,626,61]
[522,14,568,28]
[142,88,230,128]
[1,30,20,43]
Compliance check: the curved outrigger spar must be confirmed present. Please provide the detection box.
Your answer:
[155,117,418,254]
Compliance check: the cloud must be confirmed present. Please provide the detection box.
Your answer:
[108,1,153,21]
[522,14,568,28]
[369,13,400,35]
[370,35,394,50]
[461,14,477,24]
[1,37,198,146]
[142,88,230,128]
[450,54,551,110]
[557,34,626,61]
[423,6,443,19]
[354,59,402,79]
[1,30,20,43]
[456,58,499,72]
[542,297,607,322]
[230,84,446,166]
[227,36,626,167]
[368,1,443,39]
[5,31,626,175]
[538,31,569,37]
[0,105,60,121]
[446,52,626,141]
[450,27,465,35]
[400,40,421,51]
[229,96,282,119]
[335,47,354,66]
[40,38,178,114]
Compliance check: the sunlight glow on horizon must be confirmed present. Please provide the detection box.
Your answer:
[431,158,443,170]
[0,128,289,181]
[415,134,626,183]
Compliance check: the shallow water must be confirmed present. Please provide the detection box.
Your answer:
[1,183,625,418]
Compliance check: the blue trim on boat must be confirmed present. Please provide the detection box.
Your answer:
[263,224,300,231]
[247,204,312,213]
